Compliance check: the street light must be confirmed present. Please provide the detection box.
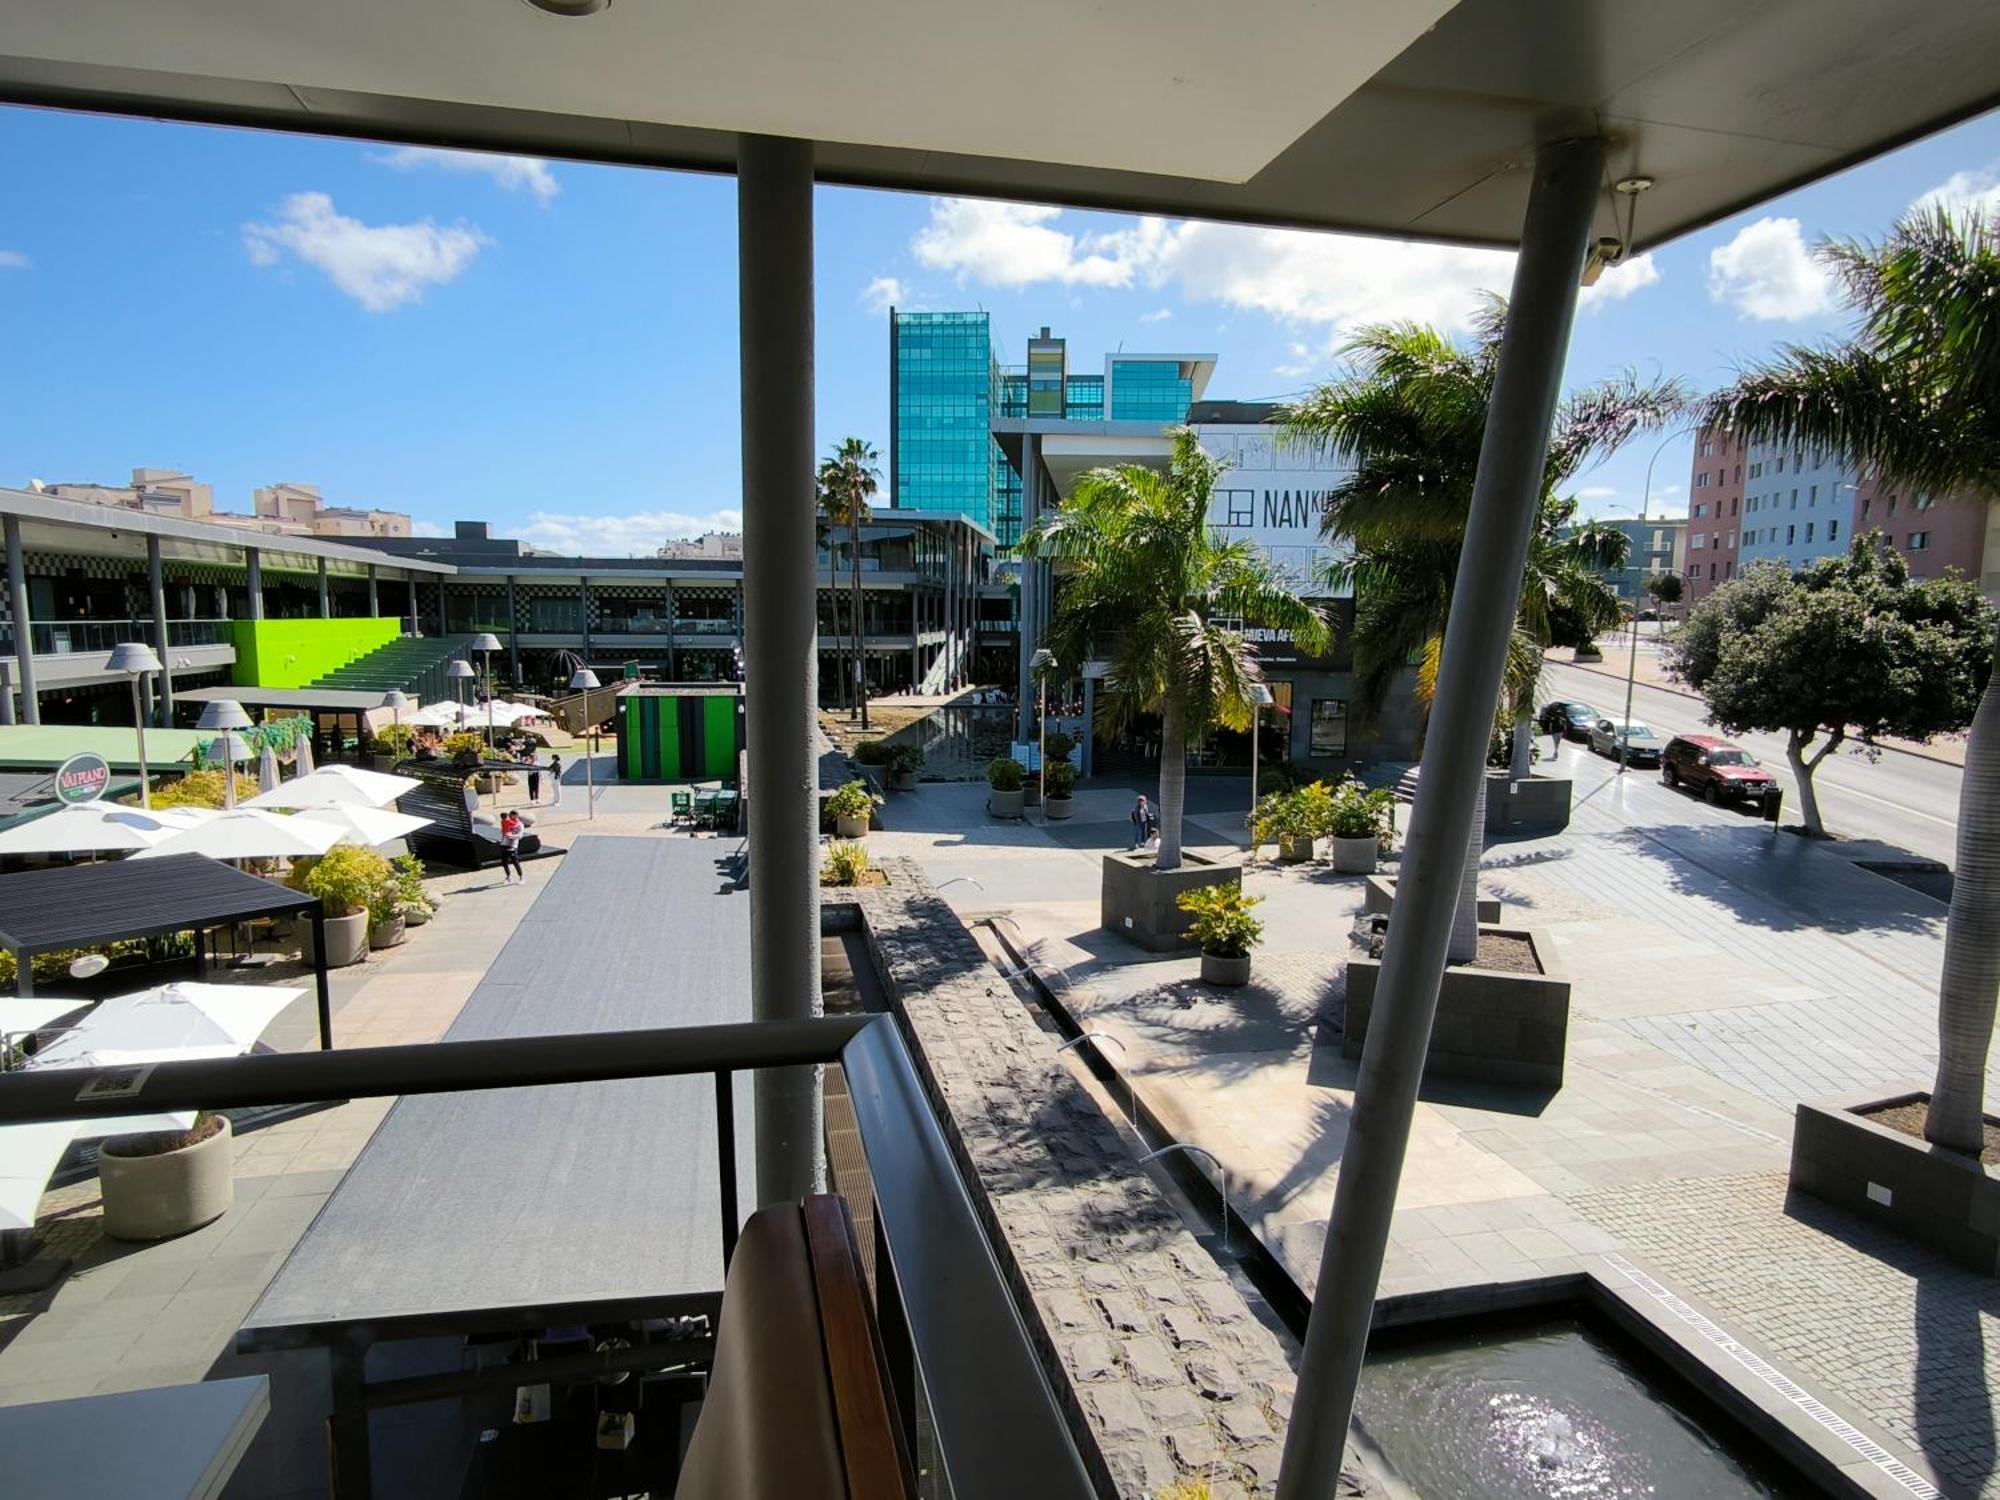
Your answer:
[1249,681,1276,846]
[106,642,162,809]
[382,689,409,765]
[1620,426,1691,775]
[195,698,253,809]
[469,632,503,749]
[1030,648,1054,811]
[570,667,601,820]
[447,657,474,717]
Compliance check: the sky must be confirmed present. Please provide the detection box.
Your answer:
[3,103,2000,554]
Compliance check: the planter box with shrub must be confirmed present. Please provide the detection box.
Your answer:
[1486,769,1574,834]
[1179,883,1262,987]
[99,1114,234,1241]
[825,779,882,840]
[1043,757,1078,821]
[290,845,393,970]
[988,756,1027,819]
[1344,925,1569,1087]
[884,743,925,792]
[1102,849,1240,953]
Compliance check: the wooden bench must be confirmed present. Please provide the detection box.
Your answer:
[678,1195,911,1500]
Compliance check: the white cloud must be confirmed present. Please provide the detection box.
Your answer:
[862,276,906,313]
[1272,341,1317,379]
[374,146,559,204]
[1706,217,1837,321]
[1577,485,1618,499]
[0,249,28,270]
[518,507,744,557]
[1578,251,1660,310]
[1139,307,1172,323]
[244,192,487,313]
[1659,484,1683,497]
[912,199,1154,287]
[1913,165,2000,221]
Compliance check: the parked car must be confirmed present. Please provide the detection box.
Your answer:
[1587,717,1667,765]
[1538,700,1600,741]
[1662,735,1780,808]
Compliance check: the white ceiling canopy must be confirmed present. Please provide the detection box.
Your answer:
[0,0,1454,184]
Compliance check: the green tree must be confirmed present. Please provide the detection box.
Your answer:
[1704,205,2000,1154]
[1285,305,1681,957]
[1019,428,1332,871]
[818,438,880,726]
[1646,571,1684,611]
[1668,541,1990,837]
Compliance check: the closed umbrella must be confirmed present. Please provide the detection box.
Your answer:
[258,744,281,796]
[294,805,431,848]
[130,809,343,862]
[244,764,421,810]
[294,733,315,776]
[0,803,209,857]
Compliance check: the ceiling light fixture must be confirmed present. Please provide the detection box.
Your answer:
[521,0,610,15]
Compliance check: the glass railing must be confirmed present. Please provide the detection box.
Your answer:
[1,618,234,655]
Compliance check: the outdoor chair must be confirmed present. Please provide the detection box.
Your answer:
[670,791,694,823]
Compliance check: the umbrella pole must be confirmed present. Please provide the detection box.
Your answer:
[311,906,333,1050]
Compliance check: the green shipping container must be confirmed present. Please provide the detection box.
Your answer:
[614,688,745,783]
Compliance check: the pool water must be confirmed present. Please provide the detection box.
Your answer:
[1355,1315,1810,1499]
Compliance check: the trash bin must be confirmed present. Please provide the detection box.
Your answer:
[1763,788,1783,823]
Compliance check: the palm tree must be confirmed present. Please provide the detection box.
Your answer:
[1705,205,2000,1156]
[1019,428,1332,871]
[814,489,846,712]
[1285,301,1681,959]
[818,438,881,725]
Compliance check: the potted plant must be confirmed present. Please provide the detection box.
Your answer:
[98,1112,234,1241]
[373,722,418,768]
[1252,784,1326,863]
[987,756,1027,819]
[820,840,871,887]
[1329,778,1394,874]
[391,853,436,926]
[825,779,880,839]
[884,743,924,792]
[1574,639,1603,663]
[290,845,392,968]
[367,878,407,950]
[851,738,890,768]
[1177,884,1264,987]
[1043,758,1078,820]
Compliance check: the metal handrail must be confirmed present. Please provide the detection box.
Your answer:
[0,1014,1096,1500]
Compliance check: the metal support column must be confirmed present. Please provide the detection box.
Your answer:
[246,547,265,620]
[3,515,37,725]
[1275,135,1606,1500]
[664,581,678,679]
[147,535,175,727]
[579,577,593,668]
[1017,433,1041,742]
[1080,675,1095,779]
[505,575,520,685]
[737,133,823,1205]
[435,578,447,638]
[366,564,379,618]
[317,558,330,618]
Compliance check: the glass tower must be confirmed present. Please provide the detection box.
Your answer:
[891,311,998,533]
[1109,357,1195,422]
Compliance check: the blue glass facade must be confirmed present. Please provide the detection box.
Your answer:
[1064,375,1105,421]
[892,311,996,533]
[1109,358,1194,422]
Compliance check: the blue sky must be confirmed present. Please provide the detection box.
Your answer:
[3,103,1999,553]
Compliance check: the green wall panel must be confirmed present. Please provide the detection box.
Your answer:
[231,618,401,689]
[613,693,741,781]
[704,695,736,780]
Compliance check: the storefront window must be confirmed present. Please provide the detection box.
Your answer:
[1309,699,1347,757]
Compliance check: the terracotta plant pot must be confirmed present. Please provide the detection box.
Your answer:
[99,1116,234,1241]
[1331,835,1378,874]
[1278,834,1316,864]
[835,814,868,839]
[990,788,1026,819]
[369,913,407,950]
[1045,795,1074,821]
[1201,951,1252,987]
[302,911,370,968]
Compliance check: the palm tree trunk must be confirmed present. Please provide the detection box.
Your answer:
[828,545,846,713]
[1449,769,1485,963]
[1508,701,1535,781]
[1156,692,1186,872]
[1927,651,2000,1153]
[852,538,868,730]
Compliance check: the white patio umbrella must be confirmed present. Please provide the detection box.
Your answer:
[130,808,343,862]
[258,744,282,795]
[0,803,209,857]
[294,733,315,776]
[294,805,431,848]
[404,702,464,729]
[33,982,304,1065]
[244,764,421,810]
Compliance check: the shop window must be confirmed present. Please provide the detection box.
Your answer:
[1309,699,1347,757]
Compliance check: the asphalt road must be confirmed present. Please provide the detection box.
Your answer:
[1540,658,1963,869]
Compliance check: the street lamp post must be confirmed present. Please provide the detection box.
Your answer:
[382,689,409,766]
[107,642,163,809]
[1030,648,1054,811]
[195,698,253,809]
[1619,429,1685,774]
[570,667,601,821]
[469,632,503,749]
[1249,681,1276,848]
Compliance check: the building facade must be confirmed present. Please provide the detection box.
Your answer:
[1588,514,1687,604]
[37,468,413,540]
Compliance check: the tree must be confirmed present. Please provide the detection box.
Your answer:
[818,438,880,726]
[814,498,845,711]
[1285,304,1680,957]
[1669,541,1990,837]
[1646,571,1684,611]
[1704,205,2000,1155]
[1019,428,1332,872]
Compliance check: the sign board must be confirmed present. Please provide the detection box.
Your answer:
[1192,422,1351,589]
[54,751,111,805]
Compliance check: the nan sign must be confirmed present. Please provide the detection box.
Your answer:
[54,751,112,805]
[1194,422,1351,589]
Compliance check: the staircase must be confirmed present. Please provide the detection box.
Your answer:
[308,634,476,703]
[546,680,628,735]
[917,634,968,696]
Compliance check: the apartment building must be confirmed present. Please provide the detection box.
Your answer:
[36,468,412,540]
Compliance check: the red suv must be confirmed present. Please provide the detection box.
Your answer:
[1662,735,1779,808]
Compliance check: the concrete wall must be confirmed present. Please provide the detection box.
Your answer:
[230,617,400,688]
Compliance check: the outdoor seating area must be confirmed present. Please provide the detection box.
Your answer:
[669,785,742,833]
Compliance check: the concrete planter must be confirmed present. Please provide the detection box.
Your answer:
[1344,925,1568,1087]
[1022,781,1041,807]
[1045,795,1074,821]
[1201,950,1252,987]
[1574,648,1603,663]
[368,913,407,950]
[989,788,1026,819]
[1790,1092,2000,1274]
[835,814,869,839]
[1486,770,1574,834]
[301,911,370,969]
[1364,874,1501,925]
[1331,835,1377,874]
[99,1115,234,1241]
[1101,849,1240,954]
[889,770,917,792]
[1277,834,1316,864]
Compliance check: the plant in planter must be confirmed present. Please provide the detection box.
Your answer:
[289,845,392,968]
[391,853,436,926]
[98,1112,234,1241]
[1251,783,1324,863]
[851,738,890,767]
[374,722,418,763]
[820,840,871,887]
[825,779,881,839]
[1043,758,1079,820]
[444,730,484,770]
[987,756,1028,819]
[1177,883,1264,987]
[366,878,407,951]
[1328,778,1395,874]
[884,743,925,791]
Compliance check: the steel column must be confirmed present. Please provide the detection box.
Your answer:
[505,574,520,684]
[147,535,175,727]
[317,557,330,618]
[1275,135,1606,1500]
[1017,433,1041,741]
[579,577,592,667]
[3,515,37,725]
[246,547,265,620]
[737,133,823,1204]
[366,564,379,618]
[407,576,419,637]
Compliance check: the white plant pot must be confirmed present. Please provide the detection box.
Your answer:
[302,910,370,968]
[989,788,1026,819]
[1332,835,1378,874]
[835,814,869,839]
[1045,796,1074,821]
[369,914,407,950]
[1278,834,1316,864]
[99,1116,234,1241]
[889,771,917,792]
[1201,951,1252,987]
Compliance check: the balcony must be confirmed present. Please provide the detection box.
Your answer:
[0,618,237,689]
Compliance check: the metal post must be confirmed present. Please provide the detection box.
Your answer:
[366,564,379,618]
[311,906,332,1050]
[1080,675,1095,779]
[317,558,330,619]
[580,577,593,668]
[147,535,175,727]
[1274,135,1605,1500]
[407,576,420,637]
[3,516,37,726]
[1017,435,1041,742]
[506,575,521,684]
[130,676,152,809]
[737,132,823,1205]
[246,547,265,620]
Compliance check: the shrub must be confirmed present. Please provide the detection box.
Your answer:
[1043,730,1077,764]
[1327,778,1394,839]
[1176,884,1263,958]
[820,841,870,887]
[1250,781,1334,847]
[290,844,392,918]
[987,756,1027,792]
[144,770,258,809]
[1044,759,1078,798]
[884,743,925,775]
[390,853,434,918]
[443,731,485,767]
[374,722,418,758]
[852,738,890,765]
[825,779,882,822]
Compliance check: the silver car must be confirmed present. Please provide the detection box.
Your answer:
[1588,717,1667,765]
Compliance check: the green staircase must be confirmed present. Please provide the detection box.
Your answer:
[308,634,476,700]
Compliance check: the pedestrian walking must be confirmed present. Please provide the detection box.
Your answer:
[497,809,526,883]
[549,754,563,807]
[527,753,543,803]
[1129,793,1151,850]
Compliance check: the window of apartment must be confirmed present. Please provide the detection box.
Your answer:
[1748,461,1762,478]
[1776,454,1786,472]
[1694,502,1707,518]
[1727,531,1736,548]
[1743,529,1755,545]
[1786,524,1796,543]
[1910,531,1931,551]
[1805,522,1815,542]
[1735,465,1743,482]
[1887,494,1898,515]
[1862,496,1872,517]
[1309,700,1348,757]
[1695,472,1709,488]
[1700,438,1714,457]
[1790,489,1799,509]
[1725,560,1735,578]
[1691,532,1706,549]
[1915,493,1935,511]
[1729,497,1738,516]
[1809,484,1817,505]
[1828,519,1839,541]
